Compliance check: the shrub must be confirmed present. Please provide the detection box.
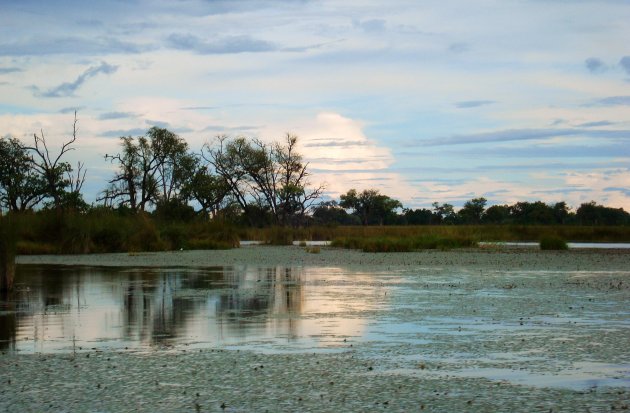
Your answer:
[539,236,568,250]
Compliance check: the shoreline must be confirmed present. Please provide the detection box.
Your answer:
[16,245,630,271]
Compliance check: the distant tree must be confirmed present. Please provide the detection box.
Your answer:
[432,202,457,224]
[340,189,402,225]
[458,197,487,224]
[312,200,360,225]
[0,136,44,211]
[552,201,572,224]
[482,204,510,224]
[274,134,325,226]
[509,201,555,225]
[576,201,629,225]
[403,208,433,225]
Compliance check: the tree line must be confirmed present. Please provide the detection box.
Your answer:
[314,192,630,226]
[1,117,628,227]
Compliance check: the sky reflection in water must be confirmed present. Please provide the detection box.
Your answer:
[0,265,381,353]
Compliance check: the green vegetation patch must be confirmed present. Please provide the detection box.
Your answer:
[539,236,569,250]
[331,235,477,252]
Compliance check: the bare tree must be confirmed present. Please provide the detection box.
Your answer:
[27,111,87,211]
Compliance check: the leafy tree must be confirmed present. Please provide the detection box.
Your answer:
[101,127,195,211]
[149,127,196,203]
[203,134,324,226]
[482,204,510,224]
[432,202,457,224]
[552,201,572,224]
[312,200,360,225]
[183,165,231,219]
[576,201,629,225]
[340,189,402,225]
[509,201,555,224]
[403,208,434,225]
[458,197,487,224]
[0,136,44,211]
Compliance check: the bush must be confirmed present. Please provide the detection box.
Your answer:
[539,236,568,250]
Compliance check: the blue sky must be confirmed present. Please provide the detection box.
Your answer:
[1,0,629,210]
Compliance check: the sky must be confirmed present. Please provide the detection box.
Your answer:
[1,0,629,211]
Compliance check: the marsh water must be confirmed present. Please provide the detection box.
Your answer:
[2,263,629,391]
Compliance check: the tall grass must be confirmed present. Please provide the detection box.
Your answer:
[8,212,630,256]
[331,234,477,252]
[12,211,240,255]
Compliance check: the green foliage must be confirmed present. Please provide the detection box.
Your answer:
[576,201,629,225]
[0,136,44,211]
[539,235,569,250]
[458,197,487,224]
[340,188,402,225]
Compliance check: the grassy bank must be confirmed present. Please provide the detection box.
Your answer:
[12,211,239,255]
[4,210,630,255]
[244,224,630,243]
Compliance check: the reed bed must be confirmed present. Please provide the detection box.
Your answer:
[5,210,630,255]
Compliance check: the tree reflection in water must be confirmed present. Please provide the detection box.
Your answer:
[1,264,306,352]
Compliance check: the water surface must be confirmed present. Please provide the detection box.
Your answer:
[1,263,629,390]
